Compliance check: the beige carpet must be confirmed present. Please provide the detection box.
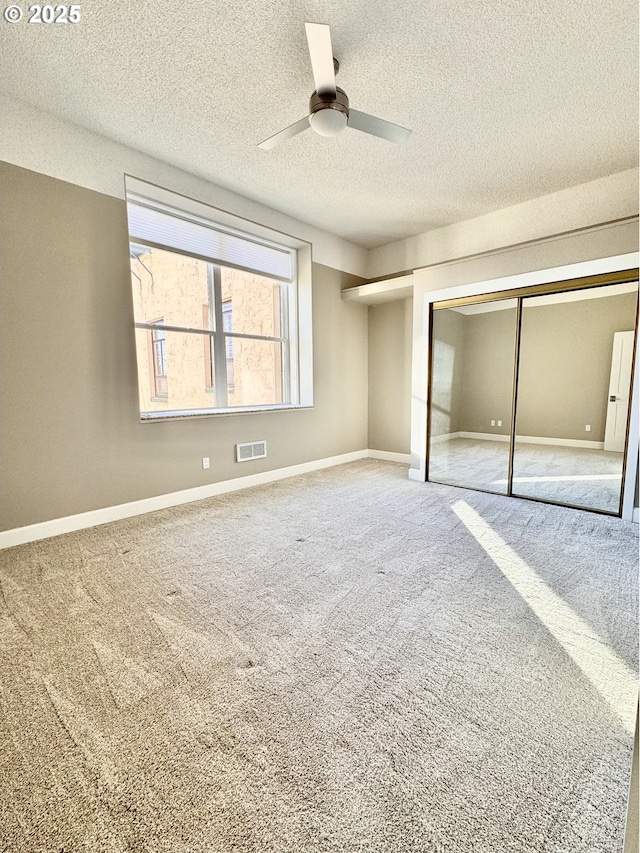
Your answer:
[428,437,624,512]
[1,460,638,852]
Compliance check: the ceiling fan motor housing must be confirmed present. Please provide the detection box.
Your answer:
[309,86,349,119]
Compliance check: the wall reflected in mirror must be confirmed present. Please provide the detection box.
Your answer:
[428,299,517,494]
[512,281,638,512]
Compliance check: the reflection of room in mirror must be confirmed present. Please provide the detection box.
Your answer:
[429,299,517,495]
[427,279,638,514]
[513,281,637,512]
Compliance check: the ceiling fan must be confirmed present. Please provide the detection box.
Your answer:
[258,23,412,150]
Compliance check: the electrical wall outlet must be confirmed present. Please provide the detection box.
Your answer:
[497,420,502,427]
[202,457,210,469]
[585,424,591,432]
[490,420,496,427]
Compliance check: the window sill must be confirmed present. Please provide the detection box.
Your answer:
[140,404,313,423]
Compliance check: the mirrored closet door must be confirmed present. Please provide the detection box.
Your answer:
[428,299,517,495]
[513,281,638,513]
[426,274,639,515]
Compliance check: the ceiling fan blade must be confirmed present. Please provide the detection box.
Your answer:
[348,109,412,144]
[257,116,310,150]
[305,22,336,97]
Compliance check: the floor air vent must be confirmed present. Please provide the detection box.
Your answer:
[236,440,267,462]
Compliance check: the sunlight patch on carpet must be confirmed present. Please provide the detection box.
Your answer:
[452,499,637,733]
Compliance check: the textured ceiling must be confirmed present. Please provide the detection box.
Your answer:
[1,0,637,248]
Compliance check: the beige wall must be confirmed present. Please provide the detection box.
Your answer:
[429,292,637,443]
[517,291,637,441]
[456,307,518,436]
[0,163,368,531]
[367,299,413,453]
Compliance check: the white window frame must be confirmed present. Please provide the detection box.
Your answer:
[125,176,313,419]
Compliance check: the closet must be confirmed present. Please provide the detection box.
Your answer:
[426,271,638,514]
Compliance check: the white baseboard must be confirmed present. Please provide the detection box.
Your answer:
[430,431,605,450]
[457,431,510,442]
[3,444,625,548]
[633,508,639,524]
[431,431,510,443]
[0,449,369,550]
[516,435,605,450]
[368,449,412,464]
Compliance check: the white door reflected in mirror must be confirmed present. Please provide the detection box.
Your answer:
[604,330,634,452]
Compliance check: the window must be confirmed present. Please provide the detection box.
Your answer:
[125,179,313,419]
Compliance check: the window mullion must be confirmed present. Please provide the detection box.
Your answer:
[209,265,228,408]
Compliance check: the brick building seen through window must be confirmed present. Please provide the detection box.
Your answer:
[131,245,284,414]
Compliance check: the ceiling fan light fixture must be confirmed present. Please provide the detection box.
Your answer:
[256,24,412,150]
[309,107,348,137]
